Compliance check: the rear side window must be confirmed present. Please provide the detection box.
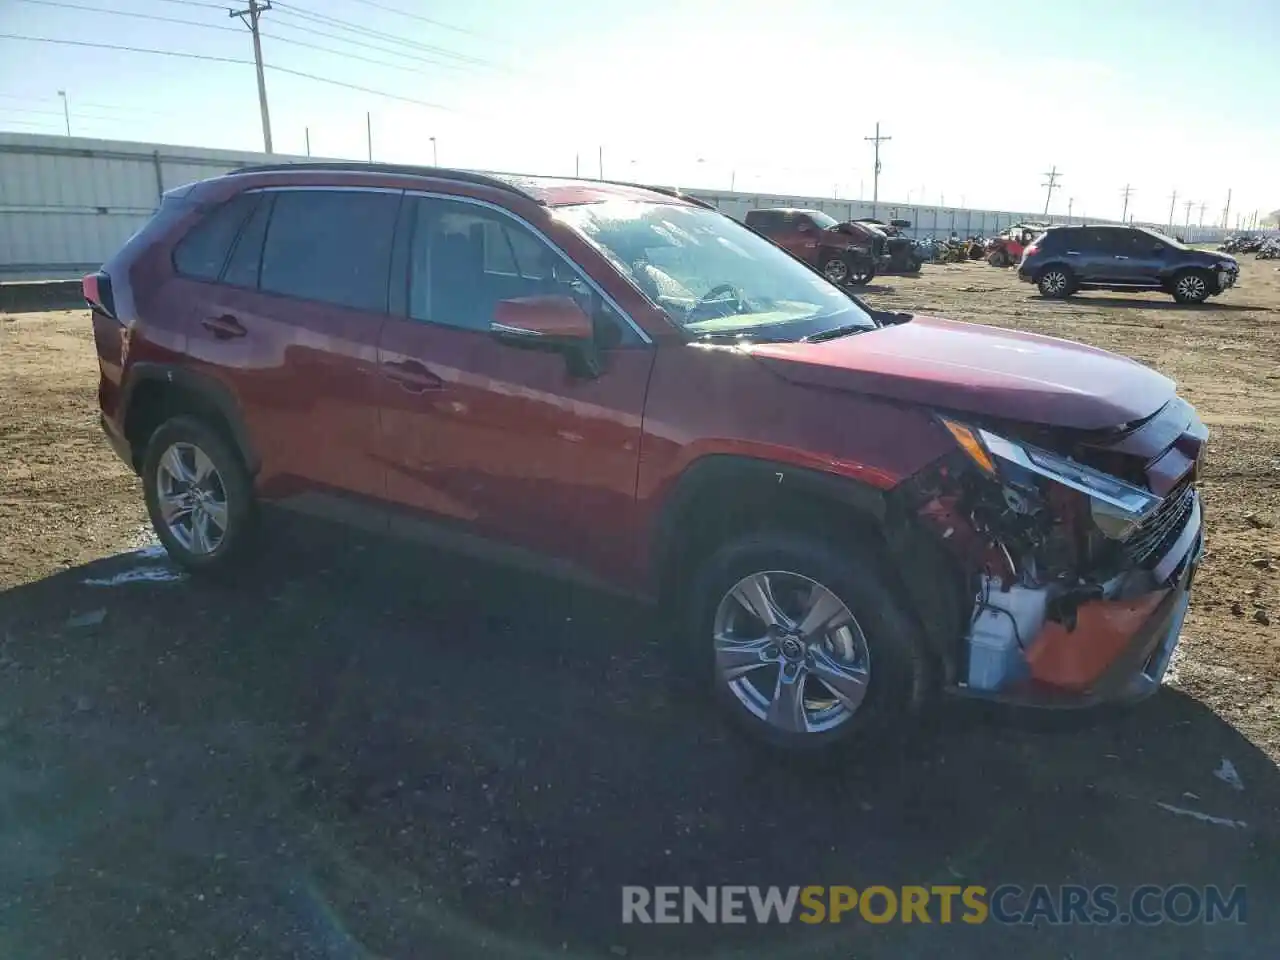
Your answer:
[745,211,778,231]
[1038,229,1069,251]
[259,190,401,312]
[222,194,273,289]
[172,193,258,280]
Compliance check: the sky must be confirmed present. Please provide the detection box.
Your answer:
[1,0,1277,226]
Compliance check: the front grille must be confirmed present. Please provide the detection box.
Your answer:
[1125,480,1196,566]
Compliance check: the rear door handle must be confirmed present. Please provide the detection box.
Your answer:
[1114,255,1130,260]
[201,314,247,339]
[381,358,444,392]
[1065,250,1080,256]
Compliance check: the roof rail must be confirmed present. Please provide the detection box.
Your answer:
[227,161,542,203]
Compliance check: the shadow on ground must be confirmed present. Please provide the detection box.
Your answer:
[1026,294,1272,312]
[1,514,1277,959]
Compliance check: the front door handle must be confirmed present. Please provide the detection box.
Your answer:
[1065,250,1080,256]
[201,314,247,339]
[1114,255,1130,260]
[381,358,443,392]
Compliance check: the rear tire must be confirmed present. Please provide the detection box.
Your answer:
[1171,268,1211,305]
[142,416,256,574]
[1036,265,1073,299]
[688,531,932,753]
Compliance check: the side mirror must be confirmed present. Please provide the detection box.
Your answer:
[491,295,592,344]
[490,295,601,378]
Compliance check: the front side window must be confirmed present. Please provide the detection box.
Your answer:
[555,200,875,340]
[259,190,401,312]
[407,198,632,343]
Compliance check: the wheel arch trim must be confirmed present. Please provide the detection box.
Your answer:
[121,363,260,474]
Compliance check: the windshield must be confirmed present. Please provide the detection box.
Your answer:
[807,211,839,230]
[555,201,875,340]
[1139,227,1188,250]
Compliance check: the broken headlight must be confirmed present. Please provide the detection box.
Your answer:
[941,420,1160,540]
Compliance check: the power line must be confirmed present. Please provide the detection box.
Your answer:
[263,19,472,71]
[271,1,497,67]
[14,0,242,33]
[337,0,482,37]
[150,0,228,8]
[14,0,474,76]
[261,29,466,76]
[0,34,449,109]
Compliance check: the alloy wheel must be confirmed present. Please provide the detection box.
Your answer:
[155,442,228,555]
[1176,274,1207,301]
[712,570,871,735]
[823,259,850,284]
[1041,270,1067,295]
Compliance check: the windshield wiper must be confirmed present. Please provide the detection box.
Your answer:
[802,323,874,343]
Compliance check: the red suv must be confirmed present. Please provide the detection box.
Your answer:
[743,208,879,286]
[88,164,1205,752]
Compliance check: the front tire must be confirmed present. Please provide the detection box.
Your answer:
[689,532,931,752]
[820,253,852,285]
[1171,268,1211,304]
[1037,265,1073,298]
[142,416,256,573]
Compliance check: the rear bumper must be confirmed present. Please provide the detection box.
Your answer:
[99,412,135,473]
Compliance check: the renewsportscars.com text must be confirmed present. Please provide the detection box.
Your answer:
[621,884,1247,926]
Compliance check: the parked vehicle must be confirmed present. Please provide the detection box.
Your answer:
[743,208,878,285]
[1018,225,1239,304]
[852,218,924,273]
[986,222,1048,267]
[87,164,1205,753]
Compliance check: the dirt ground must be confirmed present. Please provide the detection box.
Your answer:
[1,258,1278,958]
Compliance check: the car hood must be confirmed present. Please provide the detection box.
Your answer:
[746,315,1175,430]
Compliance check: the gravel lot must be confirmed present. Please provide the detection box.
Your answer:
[1,259,1278,958]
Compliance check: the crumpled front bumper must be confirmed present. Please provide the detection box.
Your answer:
[967,496,1204,709]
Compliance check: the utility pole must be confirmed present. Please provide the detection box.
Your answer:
[1222,188,1232,229]
[430,136,437,166]
[598,145,604,180]
[864,122,891,210]
[1067,197,1074,223]
[1167,189,1178,230]
[1183,199,1193,231]
[366,112,372,162]
[574,153,579,178]
[231,0,273,154]
[1120,183,1133,222]
[56,89,70,136]
[1197,201,1207,227]
[304,126,310,157]
[1041,166,1061,215]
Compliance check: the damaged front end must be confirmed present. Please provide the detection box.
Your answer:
[904,400,1206,706]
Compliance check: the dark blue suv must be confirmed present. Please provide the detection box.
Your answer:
[1018,224,1239,305]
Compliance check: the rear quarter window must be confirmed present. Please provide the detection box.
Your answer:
[171,193,259,280]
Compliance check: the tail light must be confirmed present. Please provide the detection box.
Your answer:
[1021,241,1040,261]
[82,270,116,319]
